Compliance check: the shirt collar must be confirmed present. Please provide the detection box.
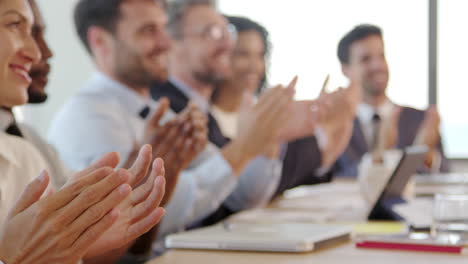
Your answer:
[0,132,20,166]
[169,76,210,113]
[85,72,158,117]
[0,108,14,132]
[357,99,395,124]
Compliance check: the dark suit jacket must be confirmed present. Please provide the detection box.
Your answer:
[151,81,329,226]
[335,106,450,177]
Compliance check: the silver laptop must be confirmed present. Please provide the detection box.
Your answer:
[165,222,351,252]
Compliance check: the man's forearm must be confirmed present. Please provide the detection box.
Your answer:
[221,140,256,176]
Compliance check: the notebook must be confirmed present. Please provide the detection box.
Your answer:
[165,222,351,252]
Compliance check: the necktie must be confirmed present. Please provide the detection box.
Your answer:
[370,112,381,151]
[5,123,23,137]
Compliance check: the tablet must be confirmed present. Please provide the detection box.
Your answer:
[367,146,428,220]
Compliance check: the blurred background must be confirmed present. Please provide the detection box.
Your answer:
[24,0,467,168]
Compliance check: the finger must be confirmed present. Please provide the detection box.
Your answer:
[262,89,293,125]
[192,128,208,151]
[40,167,114,213]
[190,109,208,127]
[180,103,195,119]
[320,74,330,96]
[182,138,204,168]
[165,124,193,160]
[285,76,298,94]
[239,92,256,110]
[153,122,188,157]
[190,107,208,125]
[127,207,165,243]
[131,176,166,224]
[128,144,153,187]
[148,97,170,128]
[54,169,131,225]
[191,117,207,131]
[255,85,283,109]
[67,183,131,243]
[131,158,164,205]
[150,118,178,143]
[70,208,121,256]
[256,85,291,116]
[425,105,440,124]
[44,186,56,198]
[9,170,50,217]
[68,152,120,183]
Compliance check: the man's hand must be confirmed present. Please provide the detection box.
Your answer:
[0,153,133,264]
[225,77,296,174]
[142,99,207,204]
[316,78,362,168]
[414,105,442,169]
[277,100,320,142]
[126,98,207,205]
[415,105,441,149]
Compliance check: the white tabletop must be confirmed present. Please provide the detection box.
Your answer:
[147,180,468,263]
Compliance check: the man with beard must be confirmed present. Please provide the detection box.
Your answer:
[336,24,450,177]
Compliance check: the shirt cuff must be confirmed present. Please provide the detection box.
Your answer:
[314,126,331,176]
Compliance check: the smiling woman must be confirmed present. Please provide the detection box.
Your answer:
[0,0,40,107]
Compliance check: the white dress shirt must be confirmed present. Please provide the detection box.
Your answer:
[17,123,71,188]
[0,109,70,188]
[357,99,396,148]
[0,132,49,227]
[49,72,241,239]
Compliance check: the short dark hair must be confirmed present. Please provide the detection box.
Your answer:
[167,0,216,39]
[74,0,166,54]
[337,24,382,64]
[227,15,270,93]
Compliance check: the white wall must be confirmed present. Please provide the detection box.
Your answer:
[21,0,467,159]
[21,0,94,137]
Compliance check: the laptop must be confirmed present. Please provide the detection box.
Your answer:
[165,222,351,252]
[414,173,468,197]
[367,145,428,220]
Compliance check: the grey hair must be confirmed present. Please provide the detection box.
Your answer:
[167,0,217,39]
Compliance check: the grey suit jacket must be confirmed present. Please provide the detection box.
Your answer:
[336,106,450,177]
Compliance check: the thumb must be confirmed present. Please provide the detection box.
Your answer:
[286,76,298,95]
[424,105,440,124]
[8,170,50,218]
[320,74,330,96]
[240,91,255,110]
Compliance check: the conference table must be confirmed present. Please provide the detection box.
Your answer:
[147,179,468,264]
